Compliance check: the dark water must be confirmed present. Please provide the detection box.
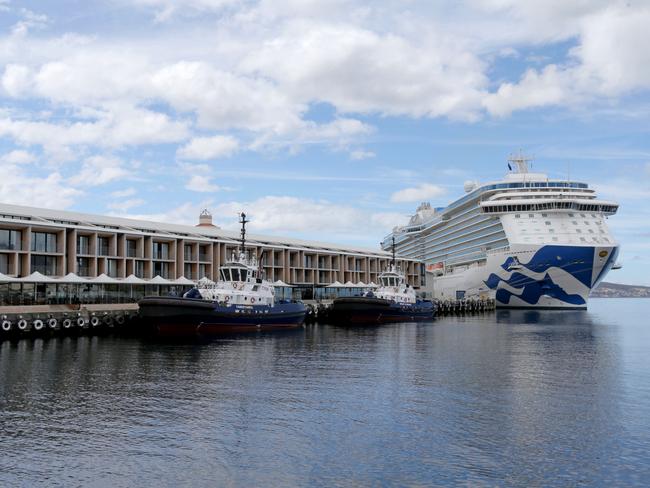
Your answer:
[1,299,650,487]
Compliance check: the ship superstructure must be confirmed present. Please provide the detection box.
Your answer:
[383,156,619,309]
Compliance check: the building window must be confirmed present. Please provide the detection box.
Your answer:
[107,259,118,277]
[77,235,90,255]
[0,229,22,250]
[77,257,90,276]
[127,239,137,258]
[0,254,8,274]
[134,261,145,278]
[199,264,207,279]
[199,246,209,262]
[153,261,169,278]
[97,236,110,256]
[31,255,57,276]
[184,244,193,261]
[153,242,169,260]
[184,263,193,279]
[31,232,57,253]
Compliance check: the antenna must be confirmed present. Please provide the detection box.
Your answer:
[239,212,249,255]
[391,236,396,268]
[508,151,532,174]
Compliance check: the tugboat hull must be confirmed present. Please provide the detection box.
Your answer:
[138,297,307,335]
[329,297,436,325]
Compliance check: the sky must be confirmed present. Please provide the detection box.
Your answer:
[0,0,649,284]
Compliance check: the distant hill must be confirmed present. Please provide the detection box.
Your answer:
[591,282,650,298]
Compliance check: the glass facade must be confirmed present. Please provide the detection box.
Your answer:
[0,282,191,306]
[77,257,90,276]
[153,261,169,278]
[31,232,57,253]
[77,235,90,255]
[0,229,22,251]
[97,236,110,256]
[31,255,57,275]
[107,259,118,277]
[153,242,169,260]
[0,254,8,274]
[127,239,137,258]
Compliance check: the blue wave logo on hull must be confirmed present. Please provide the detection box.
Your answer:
[485,245,596,306]
[492,272,586,306]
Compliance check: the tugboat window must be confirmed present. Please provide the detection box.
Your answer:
[240,269,248,281]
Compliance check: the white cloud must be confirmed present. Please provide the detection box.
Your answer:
[1,64,32,97]
[185,174,222,193]
[68,155,131,186]
[108,198,145,211]
[110,187,137,198]
[390,183,446,203]
[177,135,239,160]
[484,4,650,116]
[349,149,375,160]
[0,163,81,208]
[0,149,36,164]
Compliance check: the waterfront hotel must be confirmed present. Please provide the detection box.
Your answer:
[0,203,421,306]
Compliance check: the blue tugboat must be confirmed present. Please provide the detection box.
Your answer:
[138,213,307,334]
[329,238,435,324]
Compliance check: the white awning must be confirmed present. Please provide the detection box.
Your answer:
[59,272,90,283]
[20,271,58,282]
[355,281,367,287]
[344,281,357,287]
[149,275,172,284]
[327,280,344,288]
[273,280,293,287]
[174,276,195,285]
[91,273,119,284]
[122,274,147,284]
[0,272,14,282]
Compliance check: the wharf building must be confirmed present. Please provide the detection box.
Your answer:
[0,203,421,307]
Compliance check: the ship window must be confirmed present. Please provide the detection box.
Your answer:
[569,213,574,217]
[592,237,598,242]
[580,237,586,242]
[515,214,520,218]
[576,229,582,233]
[545,221,551,225]
[528,214,534,218]
[572,221,578,225]
[220,269,230,281]
[584,221,590,225]
[240,269,248,281]
[549,229,554,233]
[552,237,558,242]
[588,229,594,233]
[580,214,586,217]
[542,213,548,217]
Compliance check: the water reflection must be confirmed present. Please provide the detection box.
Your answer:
[1,300,649,486]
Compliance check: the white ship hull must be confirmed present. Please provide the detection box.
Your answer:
[429,244,619,309]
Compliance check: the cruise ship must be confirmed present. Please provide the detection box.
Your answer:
[382,156,620,309]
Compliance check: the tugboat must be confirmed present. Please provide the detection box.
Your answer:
[329,238,435,324]
[138,213,307,335]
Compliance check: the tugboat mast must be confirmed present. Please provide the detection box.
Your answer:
[391,236,396,269]
[239,212,249,255]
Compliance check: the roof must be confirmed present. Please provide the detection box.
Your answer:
[0,202,412,259]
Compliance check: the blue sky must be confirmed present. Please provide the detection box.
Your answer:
[1,0,649,284]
